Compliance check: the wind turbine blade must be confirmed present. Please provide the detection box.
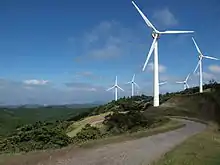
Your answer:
[185,73,191,81]
[159,82,167,85]
[176,81,184,84]
[117,85,124,91]
[142,37,157,71]
[126,81,132,84]
[131,1,157,31]
[193,60,200,74]
[159,30,194,34]
[186,83,189,88]
[115,76,117,85]
[203,56,219,60]
[192,37,202,54]
[134,82,140,88]
[106,86,114,91]
[132,74,135,82]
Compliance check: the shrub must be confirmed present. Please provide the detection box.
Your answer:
[75,124,102,142]
[103,111,157,134]
[0,121,73,153]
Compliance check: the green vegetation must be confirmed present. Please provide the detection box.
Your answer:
[0,106,91,137]
[90,95,152,115]
[103,111,167,134]
[67,112,111,137]
[72,111,169,143]
[145,81,220,126]
[0,120,184,165]
[74,124,103,142]
[1,79,220,156]
[152,126,220,165]
[0,106,168,153]
[0,120,72,153]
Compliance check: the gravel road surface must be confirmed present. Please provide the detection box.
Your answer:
[49,119,206,165]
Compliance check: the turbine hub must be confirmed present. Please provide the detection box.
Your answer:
[152,31,160,39]
[199,54,202,59]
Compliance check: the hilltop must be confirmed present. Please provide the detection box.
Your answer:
[145,82,220,125]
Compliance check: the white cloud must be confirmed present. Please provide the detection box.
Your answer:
[203,72,216,80]
[89,44,122,59]
[195,72,216,81]
[68,87,97,92]
[79,71,93,77]
[65,82,102,92]
[153,8,178,27]
[23,80,49,85]
[72,71,104,81]
[77,20,146,61]
[208,65,220,73]
[0,79,113,105]
[147,62,167,73]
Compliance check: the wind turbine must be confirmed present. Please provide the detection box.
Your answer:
[132,1,194,107]
[126,74,140,96]
[176,73,191,90]
[192,37,219,93]
[107,76,124,101]
[159,81,167,86]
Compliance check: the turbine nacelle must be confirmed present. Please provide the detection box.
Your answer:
[199,54,203,59]
[152,32,160,39]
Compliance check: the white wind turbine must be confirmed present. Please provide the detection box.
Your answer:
[176,73,191,90]
[132,1,194,107]
[127,74,140,96]
[192,37,219,93]
[107,76,124,101]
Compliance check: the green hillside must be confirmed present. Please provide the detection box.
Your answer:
[145,83,220,124]
[0,107,91,137]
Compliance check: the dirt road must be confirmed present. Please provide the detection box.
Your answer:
[46,119,206,165]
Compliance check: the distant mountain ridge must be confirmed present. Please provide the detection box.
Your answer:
[0,101,106,109]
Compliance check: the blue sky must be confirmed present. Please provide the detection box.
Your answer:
[0,0,220,104]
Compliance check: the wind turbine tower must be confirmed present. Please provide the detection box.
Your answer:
[192,37,219,93]
[132,1,194,107]
[127,74,140,96]
[107,76,124,101]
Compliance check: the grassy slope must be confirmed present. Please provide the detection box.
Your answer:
[145,92,219,122]
[66,112,111,137]
[152,125,220,165]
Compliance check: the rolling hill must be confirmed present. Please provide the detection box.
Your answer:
[144,86,220,124]
[0,106,91,137]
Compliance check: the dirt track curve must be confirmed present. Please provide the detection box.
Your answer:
[47,119,206,165]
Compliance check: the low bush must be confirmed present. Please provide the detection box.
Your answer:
[0,121,73,153]
[103,111,161,134]
[74,124,102,142]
